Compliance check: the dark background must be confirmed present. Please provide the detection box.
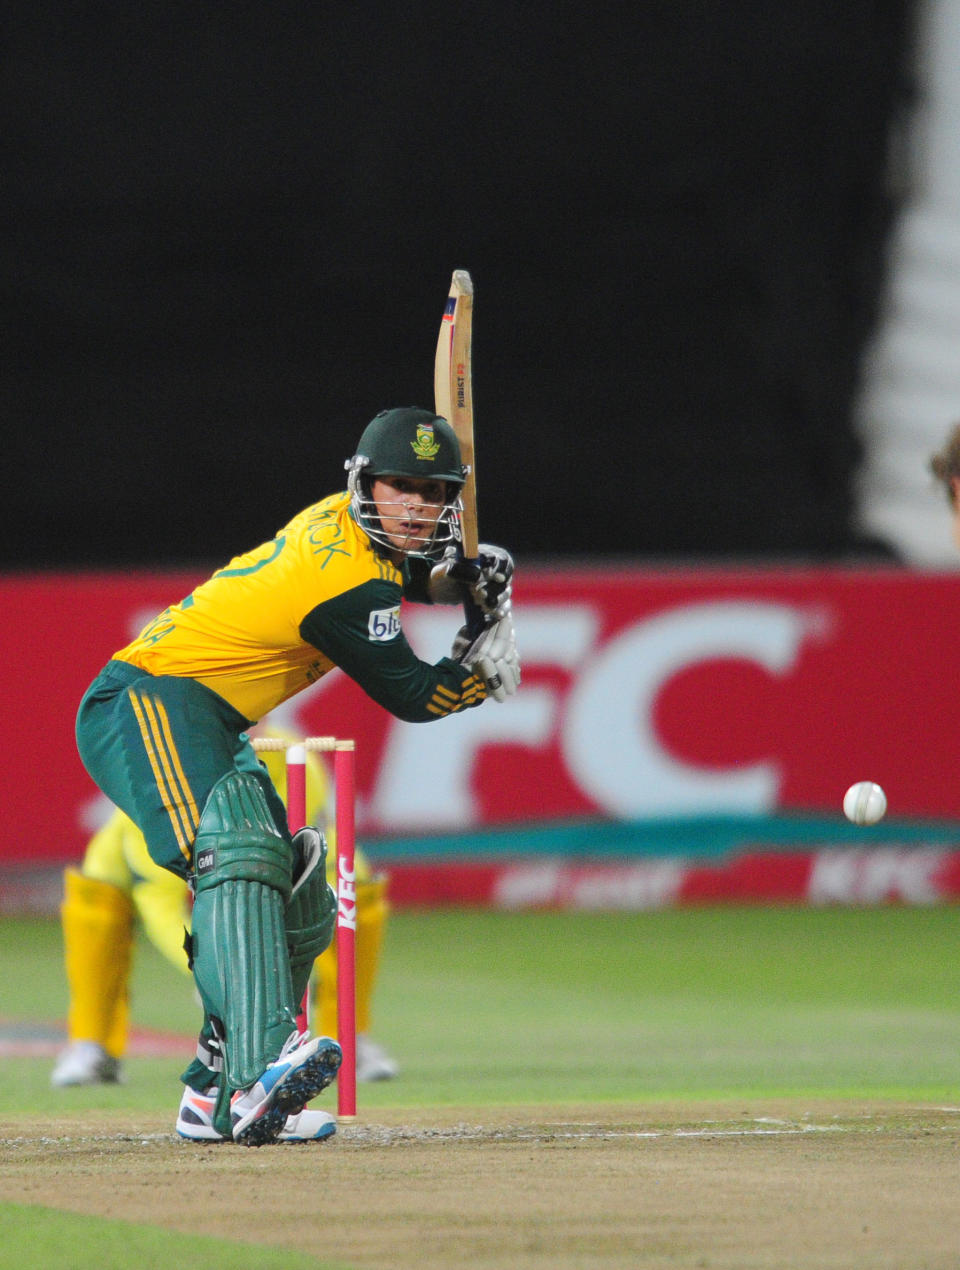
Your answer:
[4,3,917,569]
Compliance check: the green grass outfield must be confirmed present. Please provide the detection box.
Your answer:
[2,905,959,1267]
[2,904,959,1108]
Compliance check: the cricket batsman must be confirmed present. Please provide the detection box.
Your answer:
[75,407,518,1144]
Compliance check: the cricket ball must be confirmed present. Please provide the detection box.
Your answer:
[842,781,887,826]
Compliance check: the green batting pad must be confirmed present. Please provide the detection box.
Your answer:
[191,771,297,1093]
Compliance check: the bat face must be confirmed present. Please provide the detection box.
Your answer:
[434,270,478,558]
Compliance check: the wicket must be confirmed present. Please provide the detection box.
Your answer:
[251,735,357,1121]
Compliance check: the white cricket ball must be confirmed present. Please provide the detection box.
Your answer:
[843,781,887,826]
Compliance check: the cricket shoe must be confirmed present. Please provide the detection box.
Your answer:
[356,1033,399,1082]
[230,1031,342,1146]
[51,1041,122,1087]
[176,1084,336,1143]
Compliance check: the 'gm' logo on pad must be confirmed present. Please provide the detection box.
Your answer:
[196,847,216,875]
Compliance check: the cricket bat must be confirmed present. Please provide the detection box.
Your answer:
[434,269,487,636]
[434,269,478,558]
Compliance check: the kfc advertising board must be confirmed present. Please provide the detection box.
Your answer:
[2,565,957,869]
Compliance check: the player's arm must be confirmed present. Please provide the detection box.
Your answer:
[300,579,489,721]
[132,874,193,975]
[118,817,193,975]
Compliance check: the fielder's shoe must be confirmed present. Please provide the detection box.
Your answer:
[356,1033,399,1082]
[230,1031,342,1146]
[51,1041,122,1087]
[176,1084,336,1143]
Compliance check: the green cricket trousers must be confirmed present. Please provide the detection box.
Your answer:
[76,659,290,880]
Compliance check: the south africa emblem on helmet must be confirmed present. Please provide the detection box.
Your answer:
[411,423,441,460]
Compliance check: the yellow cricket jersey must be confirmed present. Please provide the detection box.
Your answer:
[112,491,486,723]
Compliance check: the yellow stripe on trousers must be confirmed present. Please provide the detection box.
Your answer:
[127,688,200,865]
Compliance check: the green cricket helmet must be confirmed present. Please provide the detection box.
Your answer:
[345,407,467,558]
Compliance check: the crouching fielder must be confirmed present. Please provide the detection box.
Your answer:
[75,407,519,1146]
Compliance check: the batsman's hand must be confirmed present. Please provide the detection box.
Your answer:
[452,611,520,703]
[430,543,515,618]
[473,544,514,617]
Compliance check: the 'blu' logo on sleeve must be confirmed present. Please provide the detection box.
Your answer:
[368,606,402,641]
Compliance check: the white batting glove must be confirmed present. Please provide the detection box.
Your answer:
[430,543,515,618]
[451,612,520,702]
[473,544,514,618]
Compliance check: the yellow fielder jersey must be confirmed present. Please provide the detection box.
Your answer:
[112,491,486,723]
[82,807,193,972]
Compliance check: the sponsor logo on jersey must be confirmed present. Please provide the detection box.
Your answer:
[368,606,402,641]
[410,423,441,460]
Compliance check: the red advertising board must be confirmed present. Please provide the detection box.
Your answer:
[2,565,958,867]
[383,846,960,909]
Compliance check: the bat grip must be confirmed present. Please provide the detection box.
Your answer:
[462,592,488,639]
[446,556,490,637]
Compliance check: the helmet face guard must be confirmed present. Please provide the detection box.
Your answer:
[345,408,467,559]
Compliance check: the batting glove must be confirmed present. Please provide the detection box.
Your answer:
[451,611,520,702]
[473,544,514,617]
[430,543,515,618]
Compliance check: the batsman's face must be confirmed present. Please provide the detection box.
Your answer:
[371,476,449,556]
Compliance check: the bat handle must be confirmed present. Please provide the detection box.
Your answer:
[446,556,490,637]
[463,592,488,639]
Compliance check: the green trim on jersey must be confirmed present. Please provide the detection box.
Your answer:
[300,578,484,722]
